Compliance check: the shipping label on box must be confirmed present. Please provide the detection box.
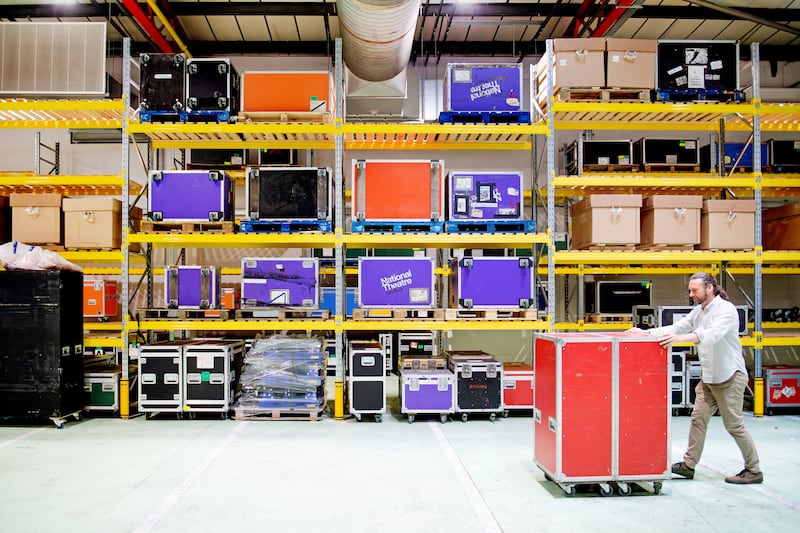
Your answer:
[358,257,435,308]
[241,258,319,308]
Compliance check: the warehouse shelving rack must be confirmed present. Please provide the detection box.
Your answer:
[122,39,551,419]
[540,40,800,415]
[0,98,139,355]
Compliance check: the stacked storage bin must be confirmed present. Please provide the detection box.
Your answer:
[233,336,326,420]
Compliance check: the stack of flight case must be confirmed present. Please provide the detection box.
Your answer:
[0,270,84,427]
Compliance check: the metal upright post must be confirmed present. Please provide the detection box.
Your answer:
[751,42,765,417]
[334,38,346,419]
[120,37,132,419]
[546,39,557,330]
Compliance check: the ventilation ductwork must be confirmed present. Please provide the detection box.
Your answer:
[337,0,420,83]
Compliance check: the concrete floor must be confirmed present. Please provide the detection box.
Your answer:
[1,391,799,533]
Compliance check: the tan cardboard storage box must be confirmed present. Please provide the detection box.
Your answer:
[570,194,642,249]
[605,39,657,89]
[552,38,606,88]
[641,195,703,246]
[700,199,756,250]
[763,202,800,250]
[63,197,122,249]
[9,193,62,244]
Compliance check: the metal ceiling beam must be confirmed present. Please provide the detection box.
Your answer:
[2,3,799,23]
[156,39,800,63]
[592,0,640,37]
[684,0,800,37]
[119,0,175,53]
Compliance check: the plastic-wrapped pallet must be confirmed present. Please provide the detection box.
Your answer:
[233,335,326,419]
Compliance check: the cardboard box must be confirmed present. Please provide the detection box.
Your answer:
[605,39,657,89]
[641,195,703,246]
[63,197,122,249]
[764,202,800,250]
[570,194,642,249]
[700,199,756,250]
[9,193,62,244]
[240,71,333,113]
[552,38,606,88]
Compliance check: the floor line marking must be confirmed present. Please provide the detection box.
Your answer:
[133,422,248,533]
[0,428,45,449]
[671,445,800,512]
[429,422,503,533]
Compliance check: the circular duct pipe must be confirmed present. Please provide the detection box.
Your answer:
[337,0,420,82]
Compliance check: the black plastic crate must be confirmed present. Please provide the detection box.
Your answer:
[768,139,800,172]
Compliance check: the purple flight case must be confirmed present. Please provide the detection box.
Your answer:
[358,257,435,308]
[163,266,221,309]
[241,257,319,308]
[148,170,233,222]
[448,171,523,221]
[451,257,535,309]
[445,63,523,112]
[400,369,455,414]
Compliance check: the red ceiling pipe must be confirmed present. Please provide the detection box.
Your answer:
[120,0,175,53]
[592,0,637,37]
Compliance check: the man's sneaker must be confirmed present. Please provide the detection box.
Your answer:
[671,461,695,479]
[725,469,764,484]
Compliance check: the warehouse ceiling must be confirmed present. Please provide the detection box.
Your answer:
[1,0,799,63]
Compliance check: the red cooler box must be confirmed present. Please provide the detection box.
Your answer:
[502,362,533,410]
[533,332,670,495]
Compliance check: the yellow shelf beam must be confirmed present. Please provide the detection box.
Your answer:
[0,174,143,195]
[128,232,337,248]
[84,322,124,332]
[0,99,126,129]
[554,250,756,265]
[343,233,547,249]
[132,320,336,332]
[84,336,124,348]
[342,320,550,331]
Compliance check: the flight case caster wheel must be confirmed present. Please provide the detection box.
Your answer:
[489,413,497,422]
[461,413,468,423]
[617,482,632,496]
[408,415,415,424]
[375,414,382,423]
[440,414,447,423]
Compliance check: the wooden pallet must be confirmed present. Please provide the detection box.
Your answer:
[556,87,650,102]
[236,111,331,123]
[236,308,331,320]
[139,308,234,320]
[140,220,235,234]
[582,164,637,173]
[642,165,701,173]
[579,244,638,252]
[232,406,325,421]
[637,243,696,252]
[352,308,444,320]
[585,313,633,324]
[444,308,538,321]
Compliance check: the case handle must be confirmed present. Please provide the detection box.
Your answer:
[610,206,623,218]
[25,206,40,218]
[83,211,95,223]
[623,50,639,61]
[673,207,687,218]
[727,210,738,222]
